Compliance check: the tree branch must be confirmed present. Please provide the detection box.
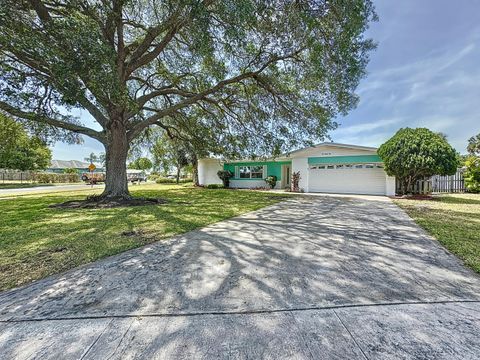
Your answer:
[0,101,105,142]
[28,0,52,23]
[127,50,304,141]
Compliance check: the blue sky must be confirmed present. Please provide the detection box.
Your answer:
[52,0,480,160]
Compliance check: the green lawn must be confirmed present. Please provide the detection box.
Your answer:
[0,183,286,291]
[394,193,480,273]
[0,183,55,189]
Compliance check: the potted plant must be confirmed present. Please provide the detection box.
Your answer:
[264,175,277,189]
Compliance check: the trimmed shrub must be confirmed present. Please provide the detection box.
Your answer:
[206,184,224,189]
[148,173,160,181]
[63,168,78,174]
[155,177,192,184]
[264,175,277,189]
[378,128,458,194]
[217,170,233,187]
[33,173,80,183]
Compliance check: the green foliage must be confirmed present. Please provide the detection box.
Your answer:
[63,168,78,174]
[217,170,233,188]
[206,184,224,189]
[378,128,459,194]
[464,157,480,193]
[84,152,105,166]
[457,153,470,167]
[0,0,376,161]
[32,173,79,183]
[152,133,195,178]
[0,113,52,171]
[467,133,480,156]
[265,175,277,189]
[128,157,153,170]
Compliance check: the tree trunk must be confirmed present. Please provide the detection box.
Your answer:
[176,166,180,184]
[192,154,199,186]
[101,121,130,199]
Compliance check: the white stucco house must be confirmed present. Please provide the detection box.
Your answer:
[198,142,396,196]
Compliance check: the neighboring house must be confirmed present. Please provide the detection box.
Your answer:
[198,142,396,196]
[47,160,104,173]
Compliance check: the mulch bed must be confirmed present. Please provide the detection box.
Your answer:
[391,194,435,200]
[50,197,168,209]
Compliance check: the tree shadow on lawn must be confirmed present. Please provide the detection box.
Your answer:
[0,188,284,290]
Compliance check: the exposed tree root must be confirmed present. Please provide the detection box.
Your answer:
[50,195,167,209]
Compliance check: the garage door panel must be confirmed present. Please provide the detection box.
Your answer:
[308,168,386,195]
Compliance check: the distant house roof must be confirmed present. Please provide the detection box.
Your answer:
[49,160,95,169]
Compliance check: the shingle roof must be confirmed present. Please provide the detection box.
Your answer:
[49,160,95,169]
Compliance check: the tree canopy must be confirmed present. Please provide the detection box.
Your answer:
[152,133,194,182]
[467,133,480,156]
[0,113,52,171]
[378,128,458,194]
[128,157,153,170]
[0,0,376,199]
[84,152,106,166]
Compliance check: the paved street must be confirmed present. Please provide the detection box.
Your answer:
[0,184,104,196]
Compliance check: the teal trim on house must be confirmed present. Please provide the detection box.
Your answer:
[307,155,382,165]
[224,161,291,180]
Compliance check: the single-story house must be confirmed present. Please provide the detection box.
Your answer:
[198,142,396,196]
[47,160,104,173]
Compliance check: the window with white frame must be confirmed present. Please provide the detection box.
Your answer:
[238,165,264,179]
[251,165,264,178]
[239,166,251,178]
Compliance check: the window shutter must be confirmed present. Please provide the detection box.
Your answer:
[263,165,267,178]
[235,166,239,178]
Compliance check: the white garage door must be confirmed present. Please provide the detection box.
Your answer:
[308,164,387,195]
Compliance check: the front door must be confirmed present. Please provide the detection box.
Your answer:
[282,165,291,189]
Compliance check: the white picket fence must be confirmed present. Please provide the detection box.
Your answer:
[396,169,465,195]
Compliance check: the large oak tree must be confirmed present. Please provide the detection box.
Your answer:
[0,0,376,199]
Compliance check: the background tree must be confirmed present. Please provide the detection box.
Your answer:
[128,157,153,171]
[467,133,480,156]
[0,0,376,201]
[378,128,459,194]
[63,168,78,174]
[0,113,51,171]
[84,152,106,167]
[464,157,480,193]
[152,134,194,183]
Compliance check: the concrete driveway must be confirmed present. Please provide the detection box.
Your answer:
[1,196,479,359]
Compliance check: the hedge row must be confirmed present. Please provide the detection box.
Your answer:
[154,177,192,184]
[205,184,224,189]
[32,173,80,183]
